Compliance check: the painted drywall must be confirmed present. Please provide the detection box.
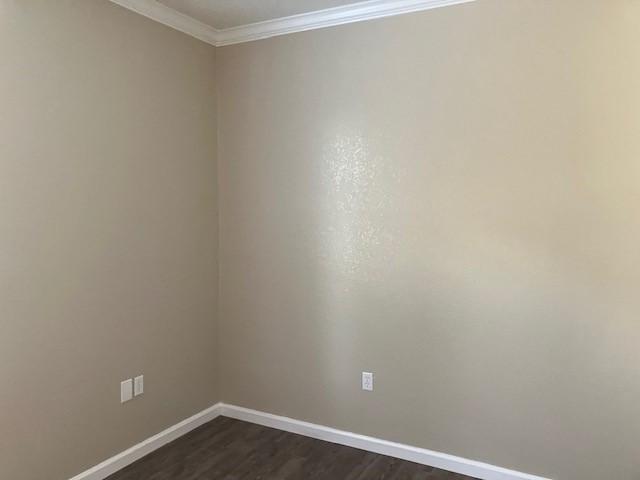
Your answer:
[0,2,218,479]
[217,1,640,479]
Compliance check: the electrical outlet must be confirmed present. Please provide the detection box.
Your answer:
[121,379,133,403]
[362,372,373,391]
[134,375,144,397]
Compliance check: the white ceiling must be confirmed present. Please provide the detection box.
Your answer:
[157,0,362,30]
[110,0,474,46]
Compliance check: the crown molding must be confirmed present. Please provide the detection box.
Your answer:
[215,0,475,46]
[110,0,475,47]
[110,0,219,46]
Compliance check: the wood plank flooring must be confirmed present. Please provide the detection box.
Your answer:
[106,416,477,480]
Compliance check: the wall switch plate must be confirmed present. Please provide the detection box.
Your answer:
[134,375,144,397]
[362,372,374,391]
[121,379,133,403]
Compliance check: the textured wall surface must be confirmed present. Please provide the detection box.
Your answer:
[0,2,218,479]
[217,2,640,479]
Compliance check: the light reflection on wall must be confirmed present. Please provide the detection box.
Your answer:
[318,121,401,396]
[320,123,398,284]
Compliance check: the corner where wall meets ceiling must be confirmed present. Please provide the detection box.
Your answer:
[108,0,476,46]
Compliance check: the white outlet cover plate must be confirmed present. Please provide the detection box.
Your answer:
[134,375,144,396]
[362,372,373,391]
[121,379,133,403]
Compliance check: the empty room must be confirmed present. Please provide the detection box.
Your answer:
[2,1,639,479]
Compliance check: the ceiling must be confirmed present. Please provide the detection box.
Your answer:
[157,0,361,30]
[110,0,474,46]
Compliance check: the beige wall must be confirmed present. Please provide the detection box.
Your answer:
[218,1,640,479]
[4,1,640,479]
[0,2,218,479]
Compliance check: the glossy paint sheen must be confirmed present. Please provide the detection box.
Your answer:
[217,1,640,480]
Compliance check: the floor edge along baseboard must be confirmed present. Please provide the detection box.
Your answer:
[68,403,224,480]
[69,402,552,480]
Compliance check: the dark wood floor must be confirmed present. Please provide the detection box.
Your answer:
[107,416,477,480]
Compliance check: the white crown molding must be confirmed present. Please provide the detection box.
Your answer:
[110,0,219,46]
[110,0,475,47]
[215,0,475,46]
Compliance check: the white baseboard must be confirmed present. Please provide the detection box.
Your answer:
[69,402,551,480]
[220,404,552,480]
[68,403,223,480]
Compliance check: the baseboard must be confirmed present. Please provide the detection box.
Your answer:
[68,403,223,480]
[220,404,552,480]
[69,401,551,480]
